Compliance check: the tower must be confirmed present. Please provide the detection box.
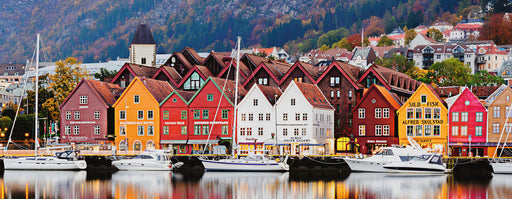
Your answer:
[129,24,156,67]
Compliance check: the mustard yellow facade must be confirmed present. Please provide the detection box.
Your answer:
[397,83,448,155]
[113,77,161,151]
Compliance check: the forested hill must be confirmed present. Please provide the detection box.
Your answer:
[0,0,475,63]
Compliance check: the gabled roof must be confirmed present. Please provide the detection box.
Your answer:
[354,84,402,110]
[243,53,271,69]
[413,44,473,54]
[242,62,281,87]
[182,47,205,64]
[110,63,159,84]
[477,44,508,55]
[398,83,447,112]
[189,77,247,107]
[177,65,212,88]
[261,60,292,80]
[485,84,510,105]
[256,84,282,105]
[316,61,364,89]
[279,61,319,85]
[371,46,398,59]
[294,81,334,109]
[140,77,174,103]
[359,64,420,94]
[60,79,123,109]
[498,60,512,78]
[449,87,485,110]
[160,90,196,106]
[152,65,183,87]
[163,52,193,72]
[351,47,375,60]
[131,24,155,45]
[217,58,250,80]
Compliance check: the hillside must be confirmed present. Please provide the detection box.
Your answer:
[0,0,474,63]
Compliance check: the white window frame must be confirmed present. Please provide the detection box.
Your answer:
[79,95,88,104]
[94,125,100,135]
[94,111,100,120]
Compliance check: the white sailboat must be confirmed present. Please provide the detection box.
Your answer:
[200,37,289,172]
[3,34,87,170]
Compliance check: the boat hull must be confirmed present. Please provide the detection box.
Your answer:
[112,160,173,171]
[3,157,87,170]
[491,162,512,174]
[383,163,450,174]
[344,158,390,172]
[201,159,288,172]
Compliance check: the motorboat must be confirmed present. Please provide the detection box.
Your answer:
[490,161,512,174]
[112,150,184,171]
[201,154,289,172]
[383,154,450,174]
[3,150,87,170]
[344,145,427,172]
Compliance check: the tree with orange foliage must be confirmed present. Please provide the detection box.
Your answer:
[480,14,512,45]
[362,16,385,37]
[347,34,362,49]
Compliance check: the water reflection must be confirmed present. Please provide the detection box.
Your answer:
[0,170,511,198]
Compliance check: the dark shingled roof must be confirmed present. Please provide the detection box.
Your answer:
[210,77,248,105]
[127,63,159,78]
[256,84,282,105]
[131,24,156,45]
[140,77,173,103]
[175,90,196,102]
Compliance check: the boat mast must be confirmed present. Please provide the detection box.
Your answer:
[232,36,241,157]
[35,34,39,156]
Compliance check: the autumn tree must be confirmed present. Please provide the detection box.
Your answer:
[405,29,417,46]
[468,70,504,86]
[377,35,394,46]
[425,58,471,86]
[320,44,330,52]
[332,38,352,51]
[375,55,415,73]
[480,14,512,45]
[426,28,444,42]
[347,33,362,49]
[42,57,88,121]
[362,16,385,37]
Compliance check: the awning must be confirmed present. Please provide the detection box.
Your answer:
[186,140,219,144]
[160,140,187,144]
[299,144,325,146]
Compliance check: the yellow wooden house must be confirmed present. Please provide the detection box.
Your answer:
[397,83,449,155]
[113,76,173,152]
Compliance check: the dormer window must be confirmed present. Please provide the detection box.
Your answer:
[258,77,268,85]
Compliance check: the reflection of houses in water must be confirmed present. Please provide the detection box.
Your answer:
[3,171,87,198]
[111,171,174,198]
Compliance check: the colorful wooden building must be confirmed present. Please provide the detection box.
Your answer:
[352,84,402,154]
[448,87,488,156]
[59,79,123,146]
[397,83,448,155]
[485,85,512,157]
[159,90,195,154]
[113,77,173,151]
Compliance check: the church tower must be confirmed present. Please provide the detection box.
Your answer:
[129,24,156,67]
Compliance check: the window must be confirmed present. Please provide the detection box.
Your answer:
[383,125,390,136]
[134,95,140,103]
[291,99,296,106]
[406,108,414,119]
[415,125,423,136]
[415,108,422,119]
[93,111,100,120]
[146,125,153,136]
[294,128,299,136]
[194,110,200,119]
[406,126,413,136]
[73,126,79,135]
[240,128,246,136]
[258,128,263,136]
[383,108,390,118]
[424,108,432,119]
[120,111,126,120]
[375,108,382,119]
[259,113,263,121]
[248,114,253,121]
[258,77,268,85]
[283,113,288,121]
[65,126,71,135]
[222,110,228,119]
[433,125,440,136]
[421,95,427,103]
[493,123,500,134]
[137,126,144,136]
[222,125,229,135]
[460,126,467,136]
[331,90,335,98]
[79,95,88,104]
[375,125,382,136]
[94,125,100,135]
[202,110,209,119]
[296,113,301,121]
[202,125,209,135]
[247,128,252,136]
[424,125,432,136]
[74,111,80,120]
[507,107,512,117]
[119,126,126,136]
[148,110,154,120]
[358,108,365,119]
[452,126,458,136]
[163,126,169,135]
[181,126,187,135]
[475,126,482,136]
[241,113,246,121]
[330,77,340,86]
[359,125,366,136]
[433,108,441,119]
[141,57,146,65]
[460,112,468,122]
[302,128,306,136]
[207,94,213,101]
[452,112,459,122]
[163,110,170,120]
[253,99,258,106]
[303,113,308,121]
[66,111,71,120]
[283,128,288,136]
[138,110,144,119]
[494,106,500,118]
[475,112,483,122]
[194,125,201,135]
[266,113,271,121]
[337,91,340,98]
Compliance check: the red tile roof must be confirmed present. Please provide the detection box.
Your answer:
[361,64,421,94]
[294,81,334,109]
[183,47,205,64]
[210,77,248,105]
[140,77,174,103]
[174,90,196,102]
[86,79,124,106]
[256,84,282,105]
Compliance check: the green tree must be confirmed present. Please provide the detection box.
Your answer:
[320,44,330,52]
[468,70,505,86]
[375,55,415,73]
[377,35,394,46]
[427,28,445,42]
[94,68,118,81]
[425,58,471,86]
[405,29,417,46]
[332,38,352,51]
[363,37,370,47]
[42,57,88,121]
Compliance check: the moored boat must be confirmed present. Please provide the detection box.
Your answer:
[112,149,184,171]
[383,154,450,174]
[3,150,87,170]
[201,154,289,172]
[344,145,427,172]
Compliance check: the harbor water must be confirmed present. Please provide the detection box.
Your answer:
[0,170,508,199]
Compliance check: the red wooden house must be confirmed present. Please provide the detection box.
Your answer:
[110,63,158,88]
[186,77,247,154]
[448,87,488,156]
[352,84,402,154]
[59,79,123,146]
[279,61,319,89]
[151,65,183,89]
[177,65,212,91]
[159,90,195,154]
[242,62,282,90]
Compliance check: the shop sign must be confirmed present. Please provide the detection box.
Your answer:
[402,120,443,125]
[164,121,185,125]
[284,137,311,143]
